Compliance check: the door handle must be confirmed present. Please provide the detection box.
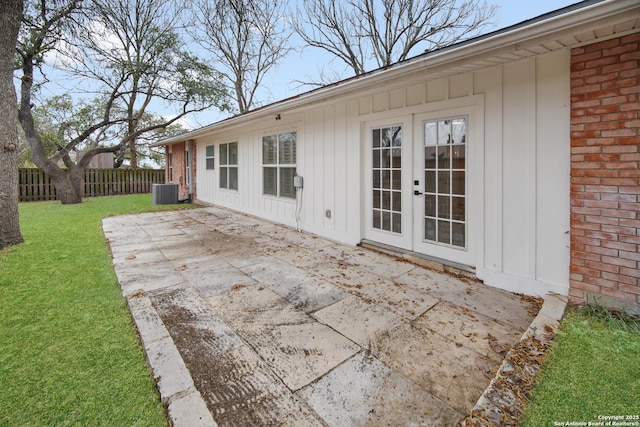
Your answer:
[414,190,422,196]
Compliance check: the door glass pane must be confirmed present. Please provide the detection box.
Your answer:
[452,196,465,221]
[452,171,465,195]
[392,170,401,190]
[382,211,391,230]
[438,220,450,244]
[424,122,437,145]
[438,171,450,193]
[424,146,436,169]
[381,149,391,168]
[452,223,465,247]
[373,210,381,229]
[372,125,402,234]
[424,171,435,193]
[425,194,436,217]
[392,213,402,233]
[373,129,381,148]
[392,191,401,211]
[425,218,436,240]
[422,117,467,248]
[438,196,450,220]
[382,190,391,210]
[437,146,450,169]
[373,190,381,209]
[452,118,466,144]
[382,170,391,189]
[438,120,450,145]
[452,144,465,169]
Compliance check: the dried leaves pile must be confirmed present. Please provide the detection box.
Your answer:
[458,327,553,427]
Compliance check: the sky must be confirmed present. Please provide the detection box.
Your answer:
[35,0,582,130]
[188,0,581,128]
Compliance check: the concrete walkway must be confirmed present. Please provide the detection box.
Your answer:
[103,207,542,426]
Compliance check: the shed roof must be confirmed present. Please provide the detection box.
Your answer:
[154,0,640,146]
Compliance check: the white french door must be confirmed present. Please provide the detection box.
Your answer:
[364,102,481,269]
[412,112,475,267]
[363,119,413,250]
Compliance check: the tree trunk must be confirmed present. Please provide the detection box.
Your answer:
[50,168,83,205]
[0,0,24,250]
[129,138,138,169]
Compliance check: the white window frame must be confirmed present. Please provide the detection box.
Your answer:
[205,145,215,170]
[219,142,238,190]
[262,132,296,199]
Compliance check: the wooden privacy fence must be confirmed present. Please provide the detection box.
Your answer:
[18,168,166,202]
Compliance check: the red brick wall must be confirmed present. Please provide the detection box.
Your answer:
[570,33,640,308]
[165,141,196,201]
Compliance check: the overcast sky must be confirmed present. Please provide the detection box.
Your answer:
[192,0,581,128]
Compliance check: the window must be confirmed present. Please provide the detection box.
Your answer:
[262,132,296,198]
[423,117,467,248]
[205,145,215,170]
[372,126,402,233]
[219,142,238,190]
[168,153,173,181]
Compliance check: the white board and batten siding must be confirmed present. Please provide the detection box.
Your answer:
[194,49,571,298]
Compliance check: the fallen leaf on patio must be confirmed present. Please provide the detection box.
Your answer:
[175,264,187,271]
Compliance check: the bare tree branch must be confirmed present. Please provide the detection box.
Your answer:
[295,0,498,82]
[191,0,293,113]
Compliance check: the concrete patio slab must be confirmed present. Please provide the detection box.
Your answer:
[299,352,462,426]
[371,323,500,414]
[103,206,544,427]
[414,300,522,360]
[179,259,259,298]
[239,257,348,313]
[115,260,185,297]
[311,263,441,320]
[209,285,360,391]
[313,295,407,349]
[395,268,535,331]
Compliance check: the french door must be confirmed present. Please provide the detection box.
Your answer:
[364,119,413,250]
[364,107,479,268]
[412,113,475,267]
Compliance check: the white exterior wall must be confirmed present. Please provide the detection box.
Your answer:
[193,49,571,297]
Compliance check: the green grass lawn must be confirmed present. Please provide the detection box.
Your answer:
[0,195,196,426]
[519,306,640,426]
